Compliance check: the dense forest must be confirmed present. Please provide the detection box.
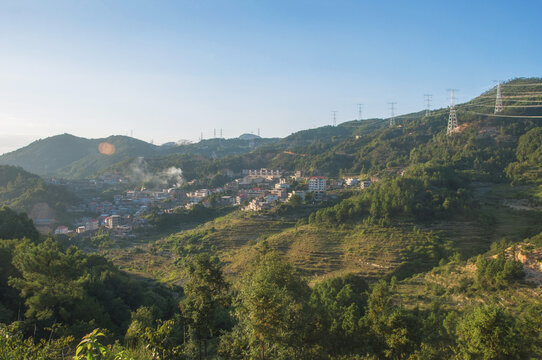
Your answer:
[1,213,541,359]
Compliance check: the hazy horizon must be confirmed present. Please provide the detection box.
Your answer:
[1,0,541,154]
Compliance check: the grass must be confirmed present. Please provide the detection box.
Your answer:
[102,183,542,289]
[396,248,542,316]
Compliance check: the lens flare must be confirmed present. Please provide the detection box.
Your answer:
[98,142,116,155]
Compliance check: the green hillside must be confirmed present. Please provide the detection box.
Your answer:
[116,78,541,184]
[0,134,158,178]
[0,165,80,224]
[1,78,541,359]
[100,78,542,287]
[160,136,279,158]
[0,133,279,179]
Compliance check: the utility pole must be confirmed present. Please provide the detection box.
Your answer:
[357,103,363,120]
[332,111,337,126]
[494,81,503,113]
[447,89,458,135]
[424,94,432,117]
[388,102,396,127]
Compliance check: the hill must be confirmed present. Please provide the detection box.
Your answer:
[102,78,542,284]
[1,78,542,359]
[0,133,280,180]
[0,134,158,179]
[0,165,81,232]
[132,78,542,185]
[238,133,261,140]
[159,136,278,158]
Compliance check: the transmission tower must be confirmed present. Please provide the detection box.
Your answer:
[494,81,503,113]
[447,89,458,135]
[332,111,337,126]
[388,102,396,127]
[424,94,432,117]
[357,103,363,120]
[258,128,260,137]
[200,132,203,141]
[214,128,217,138]
[220,128,223,138]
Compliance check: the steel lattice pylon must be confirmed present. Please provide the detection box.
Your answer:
[447,107,458,135]
[447,89,458,135]
[495,81,503,113]
[388,102,396,127]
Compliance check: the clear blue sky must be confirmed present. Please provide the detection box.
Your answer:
[1,0,540,153]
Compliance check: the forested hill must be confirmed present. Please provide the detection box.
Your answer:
[0,133,278,179]
[2,78,541,182]
[261,77,542,178]
[0,165,80,218]
[107,78,542,184]
[0,134,158,178]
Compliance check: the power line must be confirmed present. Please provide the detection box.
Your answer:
[475,99,542,103]
[462,111,542,119]
[464,104,542,108]
[500,82,542,87]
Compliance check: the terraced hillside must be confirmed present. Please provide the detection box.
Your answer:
[103,179,541,286]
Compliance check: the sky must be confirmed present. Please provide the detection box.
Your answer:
[1,0,541,154]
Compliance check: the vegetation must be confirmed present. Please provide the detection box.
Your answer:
[0,165,80,219]
[0,78,541,358]
[0,207,541,359]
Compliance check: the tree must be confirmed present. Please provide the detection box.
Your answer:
[223,251,315,360]
[124,306,155,346]
[0,206,39,242]
[9,238,88,323]
[456,305,525,360]
[182,253,229,360]
[309,274,368,355]
[363,280,421,359]
[74,329,107,360]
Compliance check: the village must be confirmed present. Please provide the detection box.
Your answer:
[52,169,379,239]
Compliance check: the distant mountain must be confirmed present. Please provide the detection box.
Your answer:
[0,134,158,179]
[0,133,279,179]
[159,137,278,158]
[238,133,261,140]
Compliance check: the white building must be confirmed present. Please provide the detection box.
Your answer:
[54,226,69,235]
[106,215,121,229]
[308,177,326,191]
[85,219,99,231]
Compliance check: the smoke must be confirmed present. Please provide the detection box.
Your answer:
[129,157,184,187]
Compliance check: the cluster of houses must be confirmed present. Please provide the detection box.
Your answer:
[53,168,380,237]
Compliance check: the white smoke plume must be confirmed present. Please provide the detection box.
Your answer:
[129,157,184,188]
